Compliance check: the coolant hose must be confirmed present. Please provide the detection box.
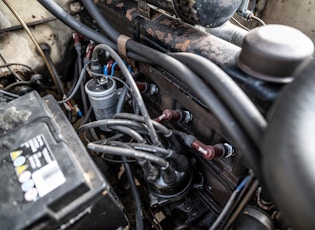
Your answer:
[37,0,147,62]
[81,0,120,42]
[262,60,315,230]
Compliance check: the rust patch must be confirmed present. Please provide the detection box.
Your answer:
[165,33,173,43]
[146,28,155,37]
[116,2,124,8]
[155,30,165,40]
[175,43,182,50]
[180,40,191,52]
[126,8,136,21]
[160,19,172,26]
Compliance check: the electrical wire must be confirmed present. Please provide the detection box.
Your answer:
[3,80,32,91]
[79,106,100,143]
[127,143,189,172]
[110,62,118,76]
[86,67,131,91]
[219,173,255,228]
[101,157,137,164]
[42,47,66,96]
[0,53,25,81]
[107,141,144,230]
[230,17,250,31]
[113,113,171,136]
[0,94,15,101]
[87,142,168,167]
[116,85,129,113]
[2,0,64,95]
[107,125,146,143]
[122,154,144,230]
[105,133,125,142]
[81,106,93,127]
[224,179,260,229]
[72,39,89,116]
[0,63,33,72]
[128,143,173,157]
[113,113,183,152]
[250,15,266,26]
[112,77,131,91]
[209,176,251,230]
[95,139,144,229]
[0,16,57,34]
[58,61,90,104]
[68,59,80,98]
[0,89,20,98]
[78,119,146,133]
[210,191,239,230]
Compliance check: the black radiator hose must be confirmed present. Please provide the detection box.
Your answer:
[262,60,315,230]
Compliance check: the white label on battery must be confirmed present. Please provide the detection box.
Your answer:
[32,160,66,197]
[24,188,38,202]
[11,134,66,201]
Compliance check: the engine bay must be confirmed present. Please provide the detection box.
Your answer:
[0,0,315,229]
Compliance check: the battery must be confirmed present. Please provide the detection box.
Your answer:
[0,91,128,230]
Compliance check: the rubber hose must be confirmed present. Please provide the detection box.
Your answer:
[261,60,315,230]
[37,0,147,62]
[170,52,267,148]
[81,0,120,42]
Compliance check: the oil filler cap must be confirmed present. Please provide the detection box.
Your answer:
[237,24,314,83]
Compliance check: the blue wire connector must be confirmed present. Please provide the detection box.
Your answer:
[74,104,83,117]
[103,65,109,76]
[236,175,250,191]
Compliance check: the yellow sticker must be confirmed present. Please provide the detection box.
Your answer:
[15,164,28,176]
[10,150,23,161]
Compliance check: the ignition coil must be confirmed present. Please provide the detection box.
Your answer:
[85,77,118,129]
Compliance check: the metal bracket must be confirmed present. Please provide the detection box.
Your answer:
[138,0,150,18]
